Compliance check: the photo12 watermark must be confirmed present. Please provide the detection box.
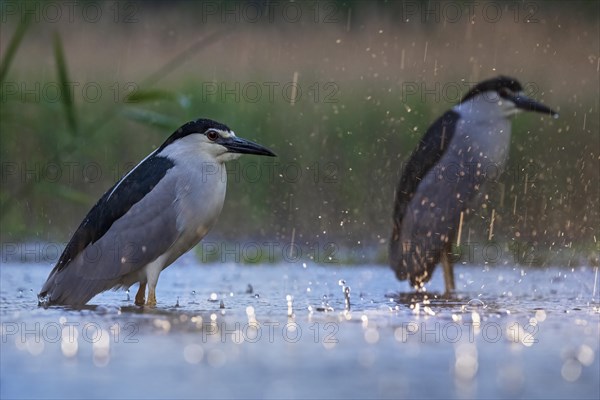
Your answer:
[199,321,338,344]
[2,321,139,344]
[394,320,539,345]
[1,1,140,24]
[400,80,543,103]
[399,1,541,24]
[200,81,339,104]
[1,81,140,104]
[197,241,340,264]
[397,161,543,186]
[197,1,343,24]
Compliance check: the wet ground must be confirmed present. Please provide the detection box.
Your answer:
[1,257,599,399]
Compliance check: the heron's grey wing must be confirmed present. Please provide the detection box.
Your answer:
[48,154,174,275]
[390,110,460,278]
[397,119,491,286]
[397,174,465,286]
[40,156,180,306]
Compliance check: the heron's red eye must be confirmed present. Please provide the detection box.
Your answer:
[206,130,219,141]
[498,88,510,98]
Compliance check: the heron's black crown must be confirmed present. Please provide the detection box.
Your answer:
[460,76,523,103]
[159,118,232,151]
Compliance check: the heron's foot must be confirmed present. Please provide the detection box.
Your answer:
[146,298,157,306]
[443,282,456,297]
[444,280,456,295]
[134,282,146,306]
[442,276,456,298]
[146,288,157,307]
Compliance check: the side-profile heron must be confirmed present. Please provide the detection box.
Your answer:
[39,118,275,307]
[389,76,557,293]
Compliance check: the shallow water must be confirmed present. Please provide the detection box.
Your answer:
[1,257,599,399]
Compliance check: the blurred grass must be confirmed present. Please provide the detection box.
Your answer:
[53,32,78,136]
[0,1,598,266]
[0,11,30,84]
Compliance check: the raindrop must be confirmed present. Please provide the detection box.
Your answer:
[126,289,130,301]
[254,294,260,298]
[286,294,294,317]
[188,290,198,304]
[188,290,199,305]
[344,286,351,311]
[208,293,218,302]
[317,294,333,312]
[465,298,486,311]
[37,293,50,308]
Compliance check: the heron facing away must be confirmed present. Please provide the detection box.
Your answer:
[39,118,275,308]
[389,76,558,293]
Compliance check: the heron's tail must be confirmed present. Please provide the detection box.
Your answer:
[389,225,408,280]
[38,268,107,308]
[390,229,439,287]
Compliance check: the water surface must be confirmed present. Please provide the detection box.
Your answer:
[1,259,598,399]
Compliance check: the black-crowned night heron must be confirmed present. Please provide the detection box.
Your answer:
[38,118,275,307]
[389,76,558,293]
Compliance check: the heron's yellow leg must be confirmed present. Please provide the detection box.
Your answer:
[144,258,163,307]
[134,282,146,306]
[441,245,455,294]
[146,285,157,306]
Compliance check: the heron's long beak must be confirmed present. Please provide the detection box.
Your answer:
[511,92,558,118]
[225,137,276,157]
